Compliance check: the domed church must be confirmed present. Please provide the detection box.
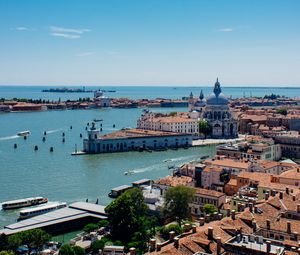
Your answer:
[202,78,238,138]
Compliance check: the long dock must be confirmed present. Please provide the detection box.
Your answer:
[0,202,107,236]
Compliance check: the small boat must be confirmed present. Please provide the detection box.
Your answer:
[163,159,172,163]
[168,165,175,169]
[124,170,134,176]
[17,131,30,137]
[200,155,209,160]
[18,202,67,220]
[1,197,48,210]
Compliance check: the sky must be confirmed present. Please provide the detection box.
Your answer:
[0,0,299,86]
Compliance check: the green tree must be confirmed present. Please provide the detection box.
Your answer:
[7,235,22,252]
[276,108,288,116]
[59,244,74,255]
[24,229,50,253]
[105,188,148,243]
[72,246,85,255]
[198,120,212,138]
[97,220,109,228]
[91,237,112,253]
[203,204,217,214]
[0,251,14,255]
[163,186,195,226]
[0,234,9,251]
[159,224,183,240]
[83,223,98,233]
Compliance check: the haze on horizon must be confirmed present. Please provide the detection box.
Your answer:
[0,0,299,87]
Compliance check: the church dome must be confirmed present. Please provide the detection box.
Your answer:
[206,78,229,105]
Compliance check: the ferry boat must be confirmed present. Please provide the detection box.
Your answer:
[17,131,31,137]
[18,202,67,220]
[1,197,48,210]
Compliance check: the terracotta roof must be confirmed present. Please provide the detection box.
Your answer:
[194,188,225,198]
[154,176,193,187]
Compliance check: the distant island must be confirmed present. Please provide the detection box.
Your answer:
[42,87,116,93]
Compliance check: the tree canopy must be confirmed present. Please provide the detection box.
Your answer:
[163,186,195,226]
[105,188,148,243]
[198,120,212,138]
[59,244,85,255]
[203,204,218,215]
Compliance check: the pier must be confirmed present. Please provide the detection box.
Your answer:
[0,202,107,236]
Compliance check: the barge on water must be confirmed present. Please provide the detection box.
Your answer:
[83,122,192,154]
[2,197,48,210]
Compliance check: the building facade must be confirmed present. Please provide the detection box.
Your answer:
[83,123,193,153]
[201,79,238,138]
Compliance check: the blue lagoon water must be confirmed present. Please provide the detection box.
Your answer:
[0,85,299,227]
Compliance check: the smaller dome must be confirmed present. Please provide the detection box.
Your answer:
[206,93,228,105]
[194,100,206,107]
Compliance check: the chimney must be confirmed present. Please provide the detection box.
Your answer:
[286,187,289,195]
[169,231,176,241]
[231,210,236,220]
[265,192,270,200]
[174,237,179,249]
[249,203,253,212]
[156,243,162,251]
[266,219,271,230]
[288,221,292,234]
[216,237,222,255]
[297,204,300,213]
[252,220,257,232]
[129,247,136,255]
[149,239,156,252]
[226,208,231,217]
[266,240,271,254]
[279,192,283,199]
[293,195,296,201]
[208,227,214,240]
[192,225,197,233]
[254,206,258,213]
[199,217,205,226]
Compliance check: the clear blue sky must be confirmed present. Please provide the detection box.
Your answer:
[0,0,299,86]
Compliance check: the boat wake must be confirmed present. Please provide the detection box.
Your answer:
[0,135,20,141]
[130,163,164,174]
[163,155,197,163]
[46,128,65,134]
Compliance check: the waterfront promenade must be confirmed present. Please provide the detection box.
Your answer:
[192,134,246,147]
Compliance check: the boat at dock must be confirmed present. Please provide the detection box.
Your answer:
[18,202,67,220]
[17,131,31,137]
[200,155,209,160]
[124,170,134,176]
[1,197,48,210]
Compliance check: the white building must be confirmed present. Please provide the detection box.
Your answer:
[137,111,199,135]
[94,90,111,107]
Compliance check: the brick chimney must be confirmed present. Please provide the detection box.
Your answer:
[265,192,269,200]
[231,210,236,220]
[216,236,222,255]
[297,204,300,213]
[266,219,271,230]
[149,239,156,252]
[252,220,257,232]
[293,195,296,201]
[199,217,205,226]
[174,237,179,249]
[286,187,290,195]
[192,225,197,233]
[279,192,283,199]
[249,203,253,212]
[169,231,176,241]
[288,221,292,234]
[129,247,136,255]
[156,243,162,251]
[208,227,214,240]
